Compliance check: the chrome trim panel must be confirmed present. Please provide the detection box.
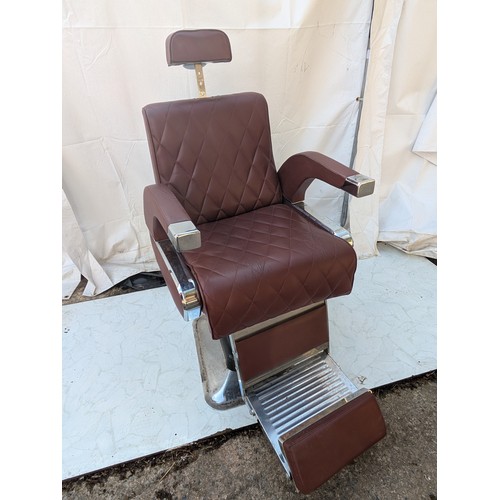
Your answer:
[167,220,201,252]
[156,239,201,321]
[290,201,353,246]
[231,302,324,342]
[343,174,375,198]
[329,226,353,246]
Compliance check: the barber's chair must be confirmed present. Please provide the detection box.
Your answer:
[143,29,386,494]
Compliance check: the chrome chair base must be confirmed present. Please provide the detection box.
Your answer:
[192,315,244,410]
[209,369,242,409]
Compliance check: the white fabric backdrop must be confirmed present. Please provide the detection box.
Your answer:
[62,0,374,297]
[350,0,437,258]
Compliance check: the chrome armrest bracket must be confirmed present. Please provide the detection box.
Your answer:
[167,220,201,252]
[288,200,354,246]
[155,239,202,321]
[343,174,375,198]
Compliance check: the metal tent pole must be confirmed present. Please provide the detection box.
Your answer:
[341,1,374,227]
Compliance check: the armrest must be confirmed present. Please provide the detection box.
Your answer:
[143,184,201,252]
[278,152,375,203]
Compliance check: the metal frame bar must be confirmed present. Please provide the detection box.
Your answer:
[155,239,201,320]
[287,200,353,246]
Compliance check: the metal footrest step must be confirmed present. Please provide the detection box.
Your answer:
[246,352,386,493]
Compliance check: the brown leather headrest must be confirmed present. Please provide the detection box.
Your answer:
[166,29,232,66]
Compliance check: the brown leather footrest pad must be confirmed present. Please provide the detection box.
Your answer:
[282,391,386,494]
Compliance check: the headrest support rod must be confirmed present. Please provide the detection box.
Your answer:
[194,63,206,98]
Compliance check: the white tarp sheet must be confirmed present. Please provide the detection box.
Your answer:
[62,0,437,298]
[350,0,437,258]
[413,93,437,166]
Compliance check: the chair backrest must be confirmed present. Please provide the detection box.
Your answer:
[143,91,282,225]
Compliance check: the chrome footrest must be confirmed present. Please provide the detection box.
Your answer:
[245,350,386,495]
[246,351,359,476]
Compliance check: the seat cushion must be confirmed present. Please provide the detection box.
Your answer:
[183,204,357,339]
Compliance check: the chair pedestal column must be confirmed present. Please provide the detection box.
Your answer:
[192,316,244,410]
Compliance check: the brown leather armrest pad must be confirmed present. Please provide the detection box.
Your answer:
[143,184,194,241]
[282,391,386,494]
[278,152,358,202]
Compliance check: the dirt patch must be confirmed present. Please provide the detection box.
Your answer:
[62,425,261,494]
[62,374,436,500]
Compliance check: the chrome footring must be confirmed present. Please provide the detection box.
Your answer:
[245,351,362,477]
[192,315,244,410]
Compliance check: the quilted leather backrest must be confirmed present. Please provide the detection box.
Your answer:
[143,92,282,225]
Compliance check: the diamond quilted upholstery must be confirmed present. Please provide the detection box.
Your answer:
[143,92,282,225]
[183,204,357,339]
